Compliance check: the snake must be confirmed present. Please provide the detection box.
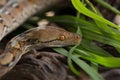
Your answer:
[0,0,81,78]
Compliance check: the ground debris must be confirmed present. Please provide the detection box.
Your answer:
[1,51,80,80]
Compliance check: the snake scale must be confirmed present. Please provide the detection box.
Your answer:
[0,0,80,78]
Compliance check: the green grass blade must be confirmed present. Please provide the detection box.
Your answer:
[71,0,119,29]
[53,48,104,80]
[94,0,120,14]
[79,39,112,57]
[75,49,120,67]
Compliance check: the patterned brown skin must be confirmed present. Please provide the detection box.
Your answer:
[0,25,81,78]
[0,0,61,40]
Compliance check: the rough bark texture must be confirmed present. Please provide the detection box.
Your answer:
[1,51,79,80]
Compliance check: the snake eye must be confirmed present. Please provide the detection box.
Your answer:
[58,35,65,41]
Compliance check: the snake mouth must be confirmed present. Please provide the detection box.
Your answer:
[41,39,58,43]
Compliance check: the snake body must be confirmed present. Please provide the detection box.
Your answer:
[0,0,80,78]
[0,0,60,40]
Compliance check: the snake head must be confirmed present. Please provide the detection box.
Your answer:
[27,25,81,47]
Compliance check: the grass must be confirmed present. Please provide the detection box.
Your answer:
[23,0,120,80]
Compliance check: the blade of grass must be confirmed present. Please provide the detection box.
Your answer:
[79,39,112,57]
[82,29,120,49]
[53,48,104,80]
[71,0,119,29]
[67,26,81,76]
[85,0,114,33]
[94,0,120,15]
[75,49,120,67]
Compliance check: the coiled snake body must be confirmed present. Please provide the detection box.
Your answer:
[0,0,80,78]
